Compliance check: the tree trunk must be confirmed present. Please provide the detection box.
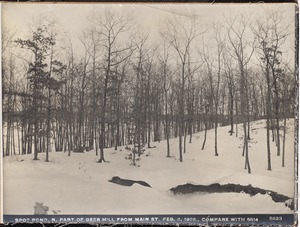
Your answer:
[98,69,109,163]
[214,105,219,156]
[184,123,187,154]
[266,66,272,171]
[282,117,286,167]
[202,107,208,150]
[164,80,170,157]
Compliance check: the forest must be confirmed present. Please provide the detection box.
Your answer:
[2,4,296,175]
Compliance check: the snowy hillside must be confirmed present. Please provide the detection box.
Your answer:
[3,119,295,215]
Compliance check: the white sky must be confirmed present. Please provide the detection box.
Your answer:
[1,2,296,64]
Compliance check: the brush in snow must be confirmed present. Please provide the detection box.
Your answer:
[170,183,294,210]
[73,146,86,153]
[73,146,93,153]
[108,176,151,188]
[34,202,49,215]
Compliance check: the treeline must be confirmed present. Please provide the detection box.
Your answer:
[2,10,295,171]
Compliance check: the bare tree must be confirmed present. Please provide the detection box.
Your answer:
[89,10,134,163]
[201,27,225,156]
[158,41,172,157]
[223,52,236,136]
[253,12,290,165]
[227,15,254,173]
[161,15,202,162]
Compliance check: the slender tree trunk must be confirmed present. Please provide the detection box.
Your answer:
[214,105,219,156]
[46,45,54,162]
[115,85,120,151]
[33,84,38,160]
[178,63,185,162]
[202,107,208,150]
[245,74,251,140]
[229,85,234,136]
[46,88,51,162]
[235,99,238,137]
[164,80,170,157]
[240,65,251,174]
[184,122,187,154]
[266,66,272,171]
[98,44,112,163]
[95,118,98,156]
[5,115,11,156]
[282,117,286,167]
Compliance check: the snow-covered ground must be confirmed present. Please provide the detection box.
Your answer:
[3,119,295,214]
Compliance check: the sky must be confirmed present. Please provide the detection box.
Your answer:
[1,2,296,65]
